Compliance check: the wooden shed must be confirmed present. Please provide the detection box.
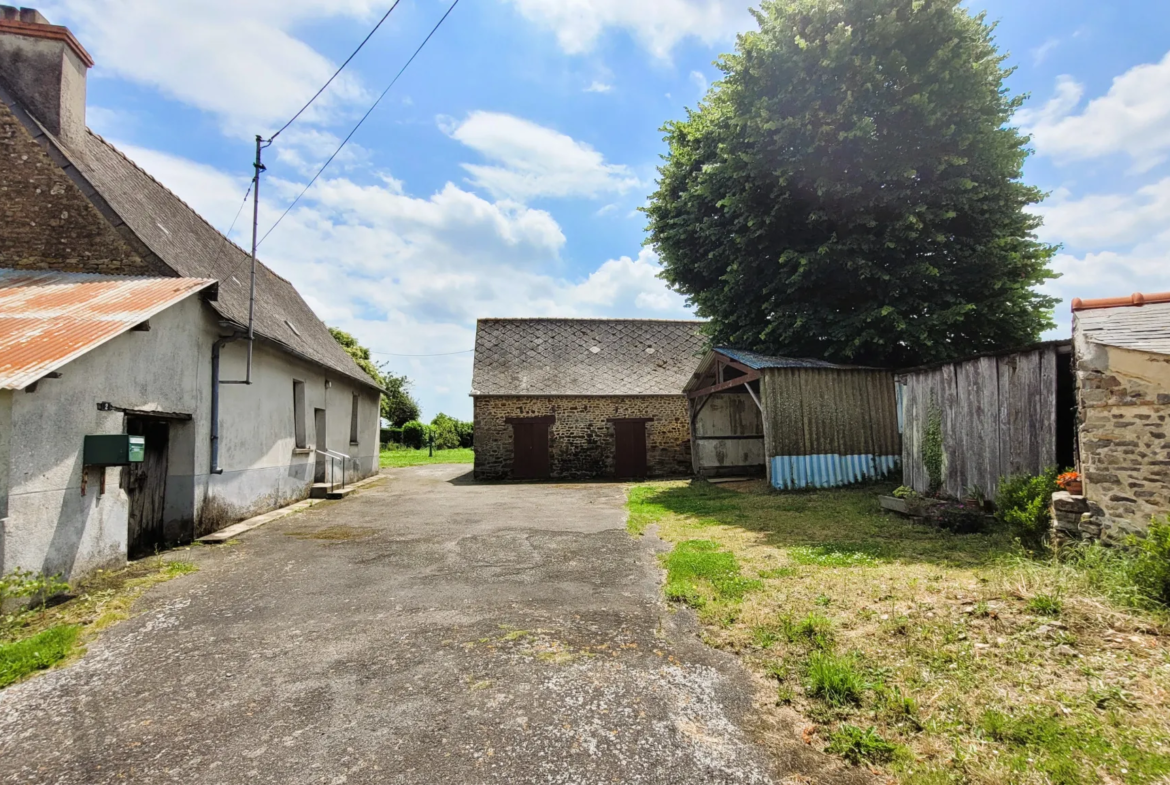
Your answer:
[684,349,901,489]
[897,341,1075,500]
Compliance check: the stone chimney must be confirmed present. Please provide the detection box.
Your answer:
[0,6,92,151]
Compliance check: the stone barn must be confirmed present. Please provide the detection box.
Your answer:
[1071,291,1170,542]
[471,318,706,480]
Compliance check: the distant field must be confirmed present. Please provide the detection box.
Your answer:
[380,448,475,468]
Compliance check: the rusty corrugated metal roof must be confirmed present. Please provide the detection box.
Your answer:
[0,270,215,390]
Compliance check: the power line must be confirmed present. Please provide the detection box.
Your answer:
[371,348,473,357]
[259,0,462,247]
[269,1,404,142]
[210,182,254,284]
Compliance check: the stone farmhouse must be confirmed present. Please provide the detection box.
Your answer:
[1071,291,1170,541]
[0,8,382,581]
[471,318,706,480]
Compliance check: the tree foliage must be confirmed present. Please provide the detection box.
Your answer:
[645,0,1058,367]
[329,327,420,425]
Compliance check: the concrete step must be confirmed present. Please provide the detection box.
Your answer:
[326,486,356,500]
[309,483,331,499]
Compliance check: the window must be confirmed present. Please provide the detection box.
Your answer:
[293,380,307,448]
[349,393,360,445]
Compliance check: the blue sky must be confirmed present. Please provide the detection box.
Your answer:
[40,0,1170,420]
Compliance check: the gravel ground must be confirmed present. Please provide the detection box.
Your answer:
[0,465,866,785]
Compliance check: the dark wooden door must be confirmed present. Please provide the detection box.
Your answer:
[512,422,550,479]
[614,420,648,479]
[125,417,170,560]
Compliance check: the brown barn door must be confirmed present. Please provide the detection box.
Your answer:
[511,422,551,479]
[613,419,649,479]
[125,417,170,560]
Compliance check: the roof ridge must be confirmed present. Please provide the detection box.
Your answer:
[1072,292,1170,312]
[85,130,295,287]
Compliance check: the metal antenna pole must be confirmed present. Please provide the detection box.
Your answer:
[246,134,267,384]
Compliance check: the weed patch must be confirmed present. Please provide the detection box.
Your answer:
[826,724,900,765]
[0,625,79,688]
[805,650,866,706]
[788,544,881,567]
[661,540,761,607]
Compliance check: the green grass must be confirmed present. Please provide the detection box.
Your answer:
[380,447,475,468]
[626,479,1170,782]
[0,625,80,688]
[826,724,901,765]
[660,539,762,609]
[805,650,866,706]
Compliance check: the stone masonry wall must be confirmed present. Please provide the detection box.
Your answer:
[474,396,692,481]
[0,101,156,274]
[1076,344,1170,541]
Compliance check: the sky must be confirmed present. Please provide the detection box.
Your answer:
[38,0,1170,420]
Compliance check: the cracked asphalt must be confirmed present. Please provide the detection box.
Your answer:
[0,465,865,785]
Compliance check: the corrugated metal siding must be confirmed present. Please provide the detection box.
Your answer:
[760,368,901,489]
[0,270,214,390]
[899,346,1058,499]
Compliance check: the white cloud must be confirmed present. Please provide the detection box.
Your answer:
[504,0,751,59]
[42,0,379,135]
[1016,52,1170,171]
[445,111,640,201]
[1033,177,1170,250]
[113,141,691,418]
[585,80,614,93]
[1031,38,1061,66]
[690,70,709,96]
[1032,178,1170,338]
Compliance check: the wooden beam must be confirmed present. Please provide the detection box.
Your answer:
[745,383,763,412]
[721,358,757,377]
[687,371,761,399]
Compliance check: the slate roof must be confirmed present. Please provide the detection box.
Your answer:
[471,318,708,396]
[1075,300,1170,356]
[67,132,381,390]
[0,270,215,390]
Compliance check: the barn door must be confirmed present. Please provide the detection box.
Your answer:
[125,417,170,560]
[512,422,551,479]
[613,419,649,479]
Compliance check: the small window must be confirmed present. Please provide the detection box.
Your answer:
[293,380,307,448]
[349,393,360,445]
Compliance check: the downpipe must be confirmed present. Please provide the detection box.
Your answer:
[210,333,244,475]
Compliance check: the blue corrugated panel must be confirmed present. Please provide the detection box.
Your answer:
[770,454,900,490]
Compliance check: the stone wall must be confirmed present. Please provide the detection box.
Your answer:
[0,101,155,275]
[474,396,692,480]
[1076,343,1170,541]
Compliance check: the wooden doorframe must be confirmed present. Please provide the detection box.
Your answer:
[506,416,554,480]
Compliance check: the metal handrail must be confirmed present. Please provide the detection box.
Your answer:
[315,448,354,492]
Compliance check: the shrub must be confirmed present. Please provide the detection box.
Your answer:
[430,414,461,450]
[455,420,474,449]
[1128,516,1170,608]
[892,486,919,500]
[996,467,1060,550]
[826,724,900,765]
[401,420,427,449]
[805,650,866,705]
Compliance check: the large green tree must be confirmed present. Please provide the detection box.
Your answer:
[329,327,421,425]
[645,0,1058,367]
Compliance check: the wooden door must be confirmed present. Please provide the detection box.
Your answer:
[614,420,649,479]
[512,422,550,479]
[125,417,170,560]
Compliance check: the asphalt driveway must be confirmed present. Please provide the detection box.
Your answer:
[0,466,857,784]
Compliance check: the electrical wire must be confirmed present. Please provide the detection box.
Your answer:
[370,348,474,357]
[268,1,404,142]
[259,0,462,247]
[210,183,254,284]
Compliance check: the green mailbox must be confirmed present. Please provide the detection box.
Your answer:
[83,434,146,466]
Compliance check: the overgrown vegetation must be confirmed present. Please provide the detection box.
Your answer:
[922,402,944,494]
[629,480,1170,782]
[1,558,197,690]
[328,326,420,424]
[996,467,1061,550]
